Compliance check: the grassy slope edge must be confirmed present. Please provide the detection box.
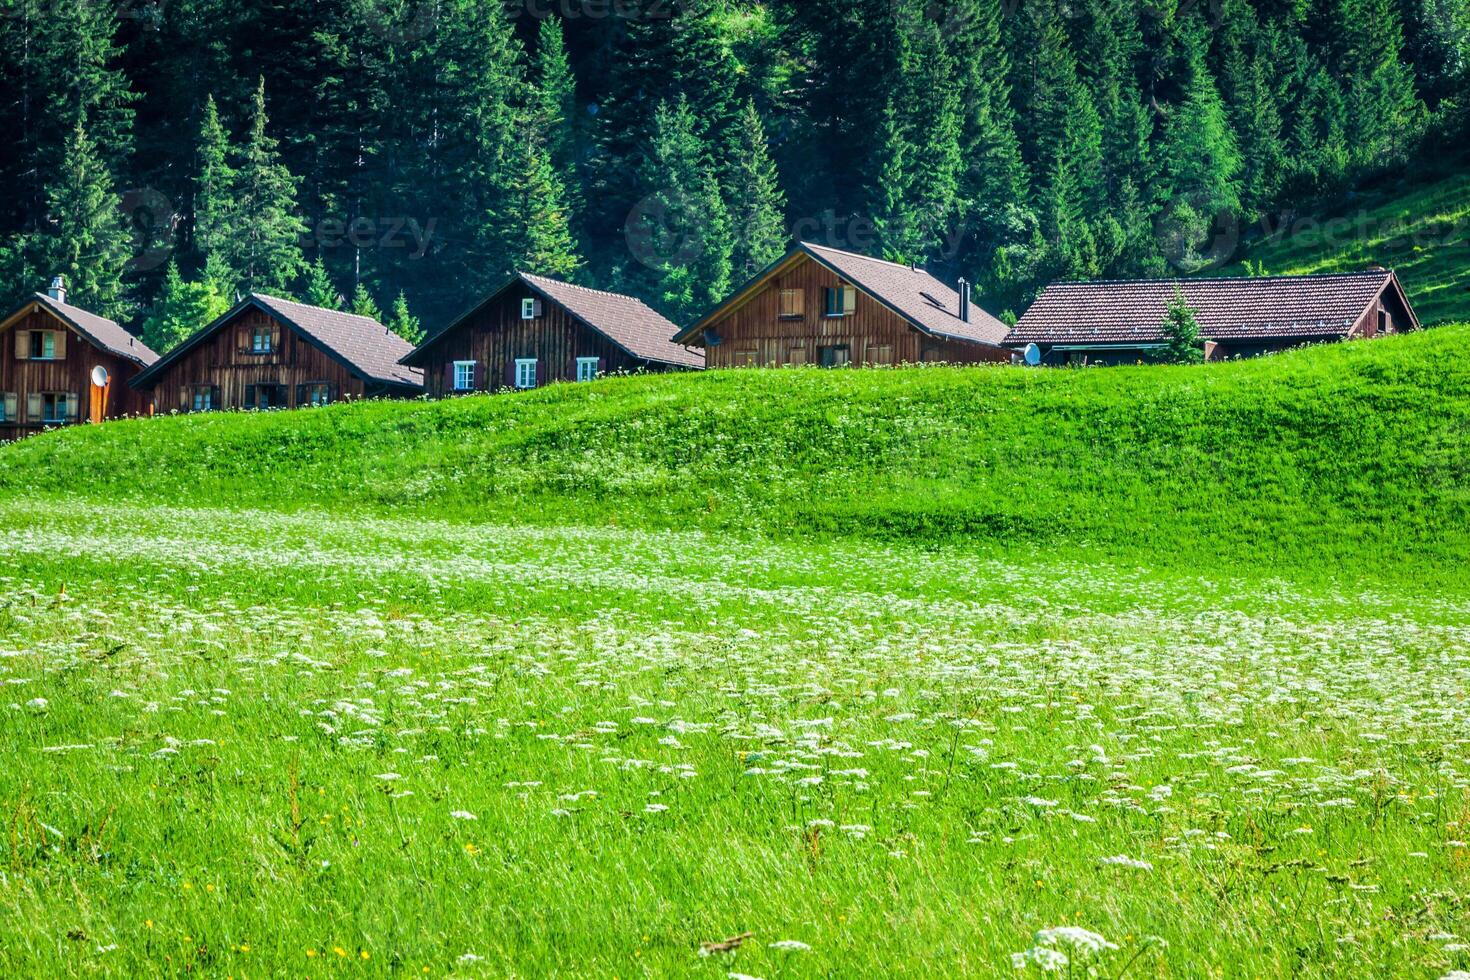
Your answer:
[2,324,1468,578]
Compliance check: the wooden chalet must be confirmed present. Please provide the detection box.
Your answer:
[675,242,1012,367]
[130,293,423,411]
[1006,268,1420,365]
[402,272,702,396]
[0,277,158,441]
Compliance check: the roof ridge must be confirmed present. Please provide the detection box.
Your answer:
[252,292,388,327]
[1046,270,1392,287]
[520,272,655,308]
[800,241,944,277]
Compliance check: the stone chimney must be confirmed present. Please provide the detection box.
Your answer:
[958,277,971,323]
[47,275,67,304]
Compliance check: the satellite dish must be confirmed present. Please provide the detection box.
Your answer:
[1023,344,1042,367]
[91,365,110,388]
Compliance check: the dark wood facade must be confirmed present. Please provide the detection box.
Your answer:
[414,283,669,398]
[142,307,370,412]
[691,253,1010,369]
[0,306,151,441]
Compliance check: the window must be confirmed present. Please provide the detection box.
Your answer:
[787,346,808,367]
[251,324,275,353]
[733,350,758,367]
[522,298,542,320]
[189,385,216,412]
[32,392,77,425]
[244,383,287,410]
[824,285,857,317]
[302,383,333,407]
[515,358,538,390]
[29,330,59,359]
[778,289,805,320]
[818,345,851,368]
[866,344,894,366]
[0,392,15,422]
[1377,310,1391,336]
[576,357,600,382]
[453,361,477,391]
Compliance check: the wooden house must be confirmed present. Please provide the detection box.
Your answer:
[0,277,158,441]
[674,242,1012,367]
[130,293,423,410]
[1005,268,1421,365]
[401,272,702,396]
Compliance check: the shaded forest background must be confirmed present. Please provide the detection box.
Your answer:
[0,0,1465,349]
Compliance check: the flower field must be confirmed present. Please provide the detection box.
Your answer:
[3,500,1470,976]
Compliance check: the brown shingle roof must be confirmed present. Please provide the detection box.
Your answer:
[677,242,1010,347]
[1007,271,1412,346]
[26,293,158,367]
[800,243,1011,346]
[251,294,423,387]
[520,273,704,368]
[133,294,424,390]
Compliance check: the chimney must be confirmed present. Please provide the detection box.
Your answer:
[47,275,67,304]
[958,277,971,324]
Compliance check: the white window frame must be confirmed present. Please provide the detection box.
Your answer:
[514,358,538,390]
[453,360,477,391]
[191,386,213,412]
[305,383,332,407]
[576,357,600,382]
[521,298,541,320]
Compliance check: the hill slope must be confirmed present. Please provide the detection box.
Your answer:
[1229,171,1470,325]
[3,327,1468,576]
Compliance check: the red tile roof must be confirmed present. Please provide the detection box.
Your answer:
[520,273,704,368]
[27,293,158,367]
[1007,271,1411,346]
[251,294,423,387]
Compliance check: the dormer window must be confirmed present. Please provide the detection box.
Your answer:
[824,285,856,318]
[522,298,543,320]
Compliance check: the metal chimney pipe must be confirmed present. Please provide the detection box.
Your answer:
[958,277,970,323]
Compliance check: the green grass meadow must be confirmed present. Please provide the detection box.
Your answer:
[4,329,1470,976]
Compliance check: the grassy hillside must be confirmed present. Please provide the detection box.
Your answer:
[4,325,1468,576]
[1230,170,1470,324]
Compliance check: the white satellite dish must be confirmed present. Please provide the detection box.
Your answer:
[1023,344,1042,367]
[91,365,111,388]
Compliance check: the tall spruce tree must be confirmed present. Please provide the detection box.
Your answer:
[725,100,788,282]
[351,283,382,321]
[1159,287,1205,364]
[38,118,133,320]
[194,95,236,272]
[499,120,582,280]
[303,255,342,309]
[225,79,307,295]
[632,96,732,325]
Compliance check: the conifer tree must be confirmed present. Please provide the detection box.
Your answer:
[387,291,424,345]
[304,255,342,309]
[1160,287,1205,364]
[725,101,788,282]
[632,97,732,325]
[351,283,381,321]
[499,121,582,280]
[1345,0,1425,170]
[872,100,919,265]
[39,118,132,320]
[225,79,307,295]
[194,95,236,272]
[532,16,583,241]
[142,260,230,354]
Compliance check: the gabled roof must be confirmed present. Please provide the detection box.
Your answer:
[0,293,158,367]
[676,241,1011,347]
[132,293,424,390]
[401,272,703,369]
[1006,269,1419,346]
